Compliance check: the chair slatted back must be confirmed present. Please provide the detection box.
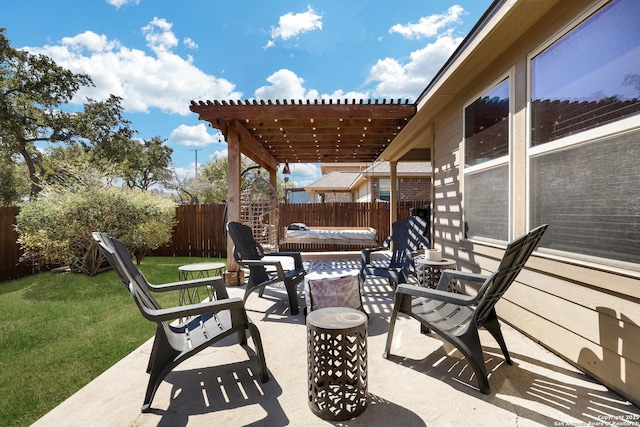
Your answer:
[474,224,548,324]
[92,232,163,313]
[227,222,270,285]
[388,216,430,266]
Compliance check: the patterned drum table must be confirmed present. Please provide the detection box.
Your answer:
[177,262,226,305]
[414,257,457,289]
[307,307,368,421]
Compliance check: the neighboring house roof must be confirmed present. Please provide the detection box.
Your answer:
[304,171,363,192]
[305,162,431,193]
[364,161,432,177]
[320,163,370,174]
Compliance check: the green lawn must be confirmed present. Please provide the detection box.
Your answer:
[0,256,225,427]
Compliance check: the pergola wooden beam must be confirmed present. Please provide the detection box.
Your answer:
[189,99,416,164]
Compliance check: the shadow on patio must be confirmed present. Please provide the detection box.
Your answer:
[32,261,640,427]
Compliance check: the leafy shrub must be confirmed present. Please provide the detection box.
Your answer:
[15,186,176,275]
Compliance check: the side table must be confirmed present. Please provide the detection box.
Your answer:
[307,307,368,421]
[177,262,226,305]
[414,257,456,289]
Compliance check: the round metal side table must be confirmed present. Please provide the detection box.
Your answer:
[414,257,456,289]
[177,262,226,305]
[307,307,368,421]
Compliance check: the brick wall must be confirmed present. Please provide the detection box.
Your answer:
[372,177,431,201]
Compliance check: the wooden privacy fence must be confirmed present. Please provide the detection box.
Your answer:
[152,204,228,258]
[1,200,429,281]
[0,207,33,282]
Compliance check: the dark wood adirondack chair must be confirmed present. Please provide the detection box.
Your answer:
[360,216,430,287]
[92,232,269,412]
[383,224,548,394]
[226,221,306,315]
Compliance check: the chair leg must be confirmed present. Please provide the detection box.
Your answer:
[237,326,248,345]
[248,322,270,383]
[284,280,299,315]
[383,292,404,358]
[483,309,512,365]
[142,328,180,412]
[457,330,491,394]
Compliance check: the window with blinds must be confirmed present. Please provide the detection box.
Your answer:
[531,0,640,147]
[463,77,511,241]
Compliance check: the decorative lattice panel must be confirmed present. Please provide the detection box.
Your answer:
[240,175,279,252]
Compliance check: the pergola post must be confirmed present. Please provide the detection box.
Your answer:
[270,168,279,247]
[226,125,242,284]
[389,160,398,235]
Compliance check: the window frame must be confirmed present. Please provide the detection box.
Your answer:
[462,71,514,243]
[526,0,640,272]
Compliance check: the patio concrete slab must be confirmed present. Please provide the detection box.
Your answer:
[32,273,640,427]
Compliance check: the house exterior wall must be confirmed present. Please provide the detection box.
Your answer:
[371,177,431,201]
[427,0,640,405]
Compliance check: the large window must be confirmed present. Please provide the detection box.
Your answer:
[464,77,510,241]
[531,0,640,146]
[465,79,510,166]
[529,0,640,267]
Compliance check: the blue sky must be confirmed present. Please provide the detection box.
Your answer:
[4,0,492,187]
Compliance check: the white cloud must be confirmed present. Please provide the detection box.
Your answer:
[183,37,198,49]
[254,69,370,101]
[369,34,463,99]
[170,124,224,147]
[321,89,371,101]
[142,17,178,53]
[25,19,241,115]
[369,6,469,100]
[106,0,141,9]
[171,166,191,180]
[208,149,228,161]
[286,162,319,186]
[265,5,322,49]
[389,5,465,39]
[255,69,319,100]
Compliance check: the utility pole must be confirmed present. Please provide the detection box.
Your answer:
[189,148,202,177]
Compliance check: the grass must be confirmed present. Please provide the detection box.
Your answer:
[0,256,225,427]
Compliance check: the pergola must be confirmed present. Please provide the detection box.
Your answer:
[189,98,419,274]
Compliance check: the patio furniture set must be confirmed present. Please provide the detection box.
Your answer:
[92,219,547,420]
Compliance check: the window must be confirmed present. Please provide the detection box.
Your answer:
[465,79,510,166]
[378,179,390,201]
[531,0,640,146]
[464,78,510,241]
[529,0,640,267]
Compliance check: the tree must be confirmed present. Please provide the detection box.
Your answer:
[15,180,176,275]
[120,136,174,190]
[168,174,213,205]
[0,29,143,197]
[0,155,29,205]
[197,156,269,204]
[1,28,91,196]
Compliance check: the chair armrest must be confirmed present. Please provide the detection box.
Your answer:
[236,259,287,279]
[147,276,221,293]
[396,283,478,306]
[268,251,304,270]
[141,297,245,322]
[361,246,387,264]
[436,270,488,292]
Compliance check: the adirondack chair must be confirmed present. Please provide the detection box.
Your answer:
[383,224,548,394]
[226,221,306,315]
[360,216,430,287]
[92,232,269,412]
